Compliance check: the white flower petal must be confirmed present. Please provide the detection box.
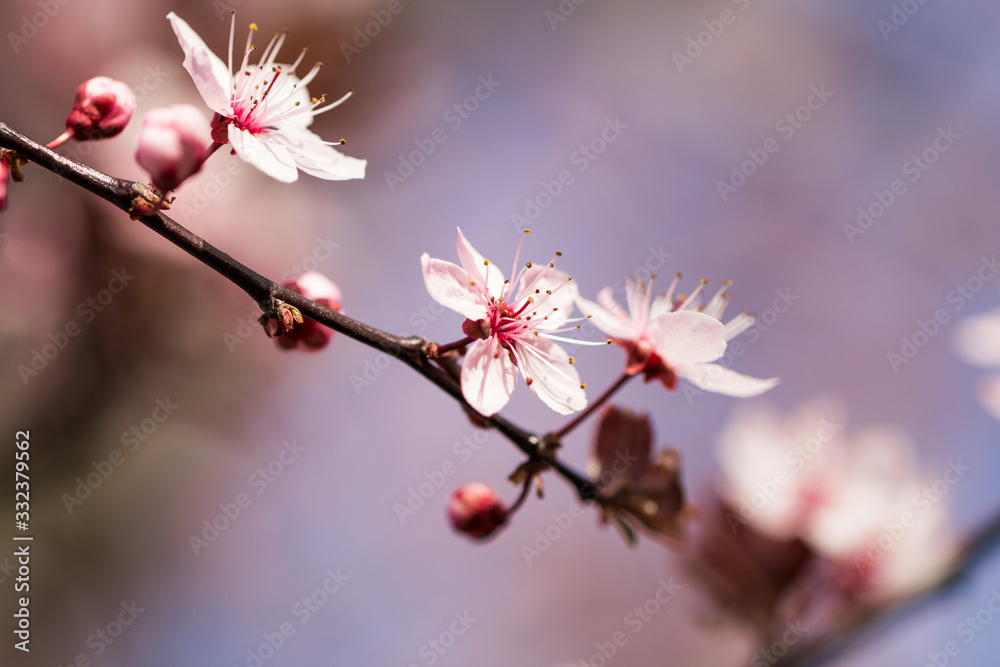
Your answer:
[679,363,779,397]
[270,128,367,181]
[268,72,314,130]
[977,375,1000,420]
[648,294,673,320]
[167,13,232,116]
[517,266,578,330]
[420,254,487,321]
[716,404,803,540]
[294,271,341,302]
[723,312,756,341]
[716,399,845,540]
[455,228,505,296]
[954,308,1000,368]
[576,293,636,340]
[461,338,517,417]
[229,127,299,183]
[516,336,587,415]
[807,430,915,556]
[595,286,633,324]
[649,310,727,364]
[857,501,957,601]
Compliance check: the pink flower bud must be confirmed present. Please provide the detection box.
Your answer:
[135,105,212,192]
[447,483,508,540]
[0,160,8,211]
[275,272,342,351]
[65,77,136,141]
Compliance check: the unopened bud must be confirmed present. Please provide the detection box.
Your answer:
[135,105,212,191]
[0,149,26,210]
[0,160,8,211]
[65,77,136,141]
[462,317,492,340]
[275,272,342,351]
[448,483,508,540]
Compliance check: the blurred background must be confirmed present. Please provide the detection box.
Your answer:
[1,0,1000,665]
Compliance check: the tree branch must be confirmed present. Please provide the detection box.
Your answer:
[0,120,595,501]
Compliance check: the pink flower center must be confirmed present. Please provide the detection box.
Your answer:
[491,298,531,337]
[231,67,285,133]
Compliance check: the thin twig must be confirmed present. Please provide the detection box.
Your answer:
[551,371,633,442]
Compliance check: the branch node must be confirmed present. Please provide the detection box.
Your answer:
[128,182,168,219]
[258,297,303,338]
[509,457,551,499]
[0,149,27,182]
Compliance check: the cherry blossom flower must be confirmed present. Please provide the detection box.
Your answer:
[135,104,213,192]
[166,12,366,183]
[577,275,778,397]
[421,228,588,417]
[716,399,846,541]
[448,483,508,540]
[810,427,958,602]
[714,399,957,603]
[955,307,1000,419]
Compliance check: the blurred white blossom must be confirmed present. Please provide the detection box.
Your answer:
[716,399,957,602]
[955,308,1000,419]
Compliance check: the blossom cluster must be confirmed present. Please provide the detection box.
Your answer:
[422,228,779,544]
[1,12,366,349]
[421,227,778,418]
[0,12,967,632]
[692,398,958,629]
